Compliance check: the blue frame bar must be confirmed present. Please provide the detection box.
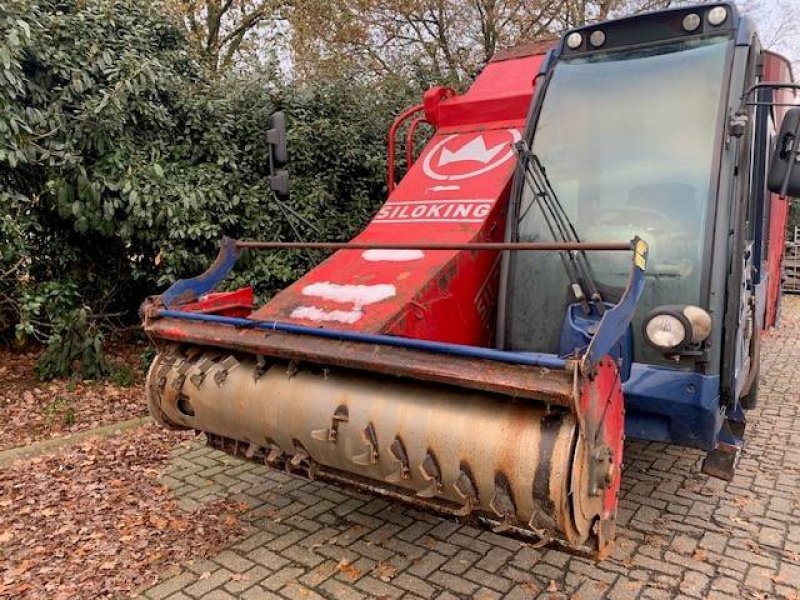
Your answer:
[583,238,648,371]
[157,309,568,369]
[162,237,240,308]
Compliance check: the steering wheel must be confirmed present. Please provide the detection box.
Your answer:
[585,206,696,277]
[587,206,677,233]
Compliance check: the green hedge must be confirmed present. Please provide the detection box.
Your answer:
[0,0,418,377]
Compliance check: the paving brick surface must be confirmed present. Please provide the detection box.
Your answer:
[141,297,800,599]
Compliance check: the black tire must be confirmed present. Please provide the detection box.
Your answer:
[740,369,759,409]
[740,329,761,410]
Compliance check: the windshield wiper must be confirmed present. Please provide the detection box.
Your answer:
[514,141,605,314]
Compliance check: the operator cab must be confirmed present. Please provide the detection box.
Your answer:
[500,2,796,478]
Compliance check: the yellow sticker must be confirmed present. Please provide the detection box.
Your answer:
[634,239,648,270]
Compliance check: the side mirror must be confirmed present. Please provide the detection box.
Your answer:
[767,107,800,198]
[266,111,288,168]
[270,169,290,200]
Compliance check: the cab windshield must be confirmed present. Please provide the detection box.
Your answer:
[507,36,731,364]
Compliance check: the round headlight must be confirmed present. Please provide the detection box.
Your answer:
[707,6,727,26]
[645,314,687,350]
[643,305,712,353]
[683,305,712,343]
[566,32,583,50]
[589,30,606,47]
[682,13,701,32]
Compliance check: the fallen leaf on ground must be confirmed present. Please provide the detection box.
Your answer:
[0,343,149,452]
[374,561,398,582]
[336,558,361,580]
[692,548,708,561]
[0,424,246,599]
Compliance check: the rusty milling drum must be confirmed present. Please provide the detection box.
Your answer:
[147,348,624,556]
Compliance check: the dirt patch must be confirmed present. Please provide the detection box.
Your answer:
[0,343,150,451]
[0,424,246,600]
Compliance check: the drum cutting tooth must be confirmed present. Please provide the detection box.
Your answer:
[189,358,215,388]
[245,442,260,459]
[417,451,443,498]
[311,405,349,442]
[160,353,179,366]
[181,343,201,357]
[172,360,190,391]
[489,473,517,527]
[351,423,379,466]
[286,360,300,378]
[156,363,171,391]
[453,464,478,516]
[310,429,328,442]
[214,356,240,386]
[385,436,410,482]
[290,448,310,468]
[265,443,285,466]
[253,355,269,381]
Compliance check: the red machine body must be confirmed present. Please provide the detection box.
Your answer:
[763,52,794,329]
[252,48,550,346]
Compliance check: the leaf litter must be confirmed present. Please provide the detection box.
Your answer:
[0,424,245,599]
[0,344,149,451]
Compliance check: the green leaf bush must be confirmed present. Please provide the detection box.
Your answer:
[0,0,419,378]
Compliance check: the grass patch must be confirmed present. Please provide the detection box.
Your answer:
[108,362,137,387]
[45,396,77,427]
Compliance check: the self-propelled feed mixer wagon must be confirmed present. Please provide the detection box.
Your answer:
[143,3,799,557]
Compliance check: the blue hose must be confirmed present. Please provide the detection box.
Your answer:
[157,309,567,370]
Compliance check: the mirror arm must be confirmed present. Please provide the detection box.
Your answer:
[739,81,800,113]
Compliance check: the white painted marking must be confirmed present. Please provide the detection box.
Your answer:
[301,282,396,308]
[290,306,363,324]
[422,129,521,181]
[382,199,494,205]
[438,136,506,166]
[427,185,461,193]
[362,249,425,262]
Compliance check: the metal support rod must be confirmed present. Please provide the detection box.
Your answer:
[235,240,632,252]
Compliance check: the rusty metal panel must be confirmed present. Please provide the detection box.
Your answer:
[145,317,575,406]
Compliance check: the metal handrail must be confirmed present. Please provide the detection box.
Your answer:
[386,104,424,193]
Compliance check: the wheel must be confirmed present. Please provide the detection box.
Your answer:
[740,368,759,409]
[740,329,761,410]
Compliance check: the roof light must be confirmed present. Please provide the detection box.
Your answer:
[589,30,606,47]
[682,13,701,32]
[707,6,727,26]
[566,32,583,50]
